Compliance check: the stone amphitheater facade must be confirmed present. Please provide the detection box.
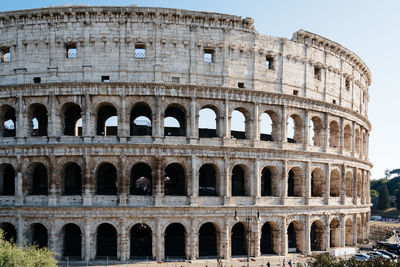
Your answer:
[0,5,371,263]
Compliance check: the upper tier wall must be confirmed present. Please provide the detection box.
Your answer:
[0,6,371,117]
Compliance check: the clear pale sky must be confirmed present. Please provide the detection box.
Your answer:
[0,0,396,180]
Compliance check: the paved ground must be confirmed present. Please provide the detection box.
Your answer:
[59,254,312,267]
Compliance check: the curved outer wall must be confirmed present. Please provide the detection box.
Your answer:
[0,6,371,262]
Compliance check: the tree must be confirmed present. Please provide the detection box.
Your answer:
[390,168,400,177]
[385,169,391,179]
[396,189,400,210]
[379,184,390,210]
[0,230,57,267]
[370,189,379,198]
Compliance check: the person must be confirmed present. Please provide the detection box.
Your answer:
[288,259,293,267]
[282,259,285,267]
[267,261,271,267]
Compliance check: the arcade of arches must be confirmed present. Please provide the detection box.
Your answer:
[0,214,369,261]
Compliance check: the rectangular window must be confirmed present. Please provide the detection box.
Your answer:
[204,49,214,63]
[314,66,321,80]
[172,77,180,83]
[293,90,298,96]
[66,44,77,58]
[135,44,146,59]
[1,47,10,63]
[238,82,245,88]
[101,76,110,82]
[333,99,337,104]
[345,78,350,90]
[266,56,274,70]
[33,77,41,84]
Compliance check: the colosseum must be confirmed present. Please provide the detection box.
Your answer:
[0,5,371,264]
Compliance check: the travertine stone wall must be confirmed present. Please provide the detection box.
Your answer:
[0,5,371,263]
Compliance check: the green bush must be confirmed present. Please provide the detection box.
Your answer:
[0,230,57,267]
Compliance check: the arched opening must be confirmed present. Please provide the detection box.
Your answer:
[288,167,303,197]
[164,223,186,258]
[260,111,278,142]
[28,163,48,195]
[287,221,303,253]
[97,104,117,136]
[310,116,323,146]
[164,105,186,137]
[232,165,247,196]
[2,106,16,137]
[260,222,278,255]
[355,129,360,153]
[330,218,340,247]
[130,223,152,258]
[199,223,218,257]
[0,164,14,196]
[287,114,303,143]
[345,172,353,197]
[356,173,362,198]
[29,104,48,136]
[199,107,218,138]
[130,163,152,195]
[310,220,323,251]
[63,103,82,136]
[27,223,48,248]
[311,168,324,197]
[329,121,339,148]
[96,163,117,195]
[0,222,16,243]
[63,163,82,195]
[199,164,217,196]
[261,167,272,196]
[345,218,353,246]
[231,109,248,140]
[130,103,152,136]
[164,163,186,196]
[96,223,117,258]
[62,223,82,258]
[330,170,340,197]
[344,125,352,151]
[231,222,247,256]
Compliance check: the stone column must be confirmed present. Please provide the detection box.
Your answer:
[281,217,288,255]
[48,156,57,206]
[325,163,331,205]
[253,158,261,204]
[323,215,330,250]
[351,121,356,156]
[253,218,261,257]
[190,154,198,206]
[15,156,23,205]
[352,214,357,246]
[16,96,24,141]
[223,156,231,205]
[305,161,311,205]
[84,220,91,261]
[154,221,163,262]
[340,164,346,205]
[48,92,57,142]
[280,160,288,205]
[279,105,287,148]
[303,109,309,149]
[49,220,56,253]
[16,215,24,246]
[118,155,128,206]
[83,154,93,206]
[119,94,127,142]
[190,97,198,140]
[223,99,230,144]
[83,94,92,143]
[339,117,344,154]
[222,221,230,259]
[353,167,358,205]
[119,220,128,261]
[304,215,311,254]
[340,215,346,247]
[252,103,259,144]
[323,113,329,152]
